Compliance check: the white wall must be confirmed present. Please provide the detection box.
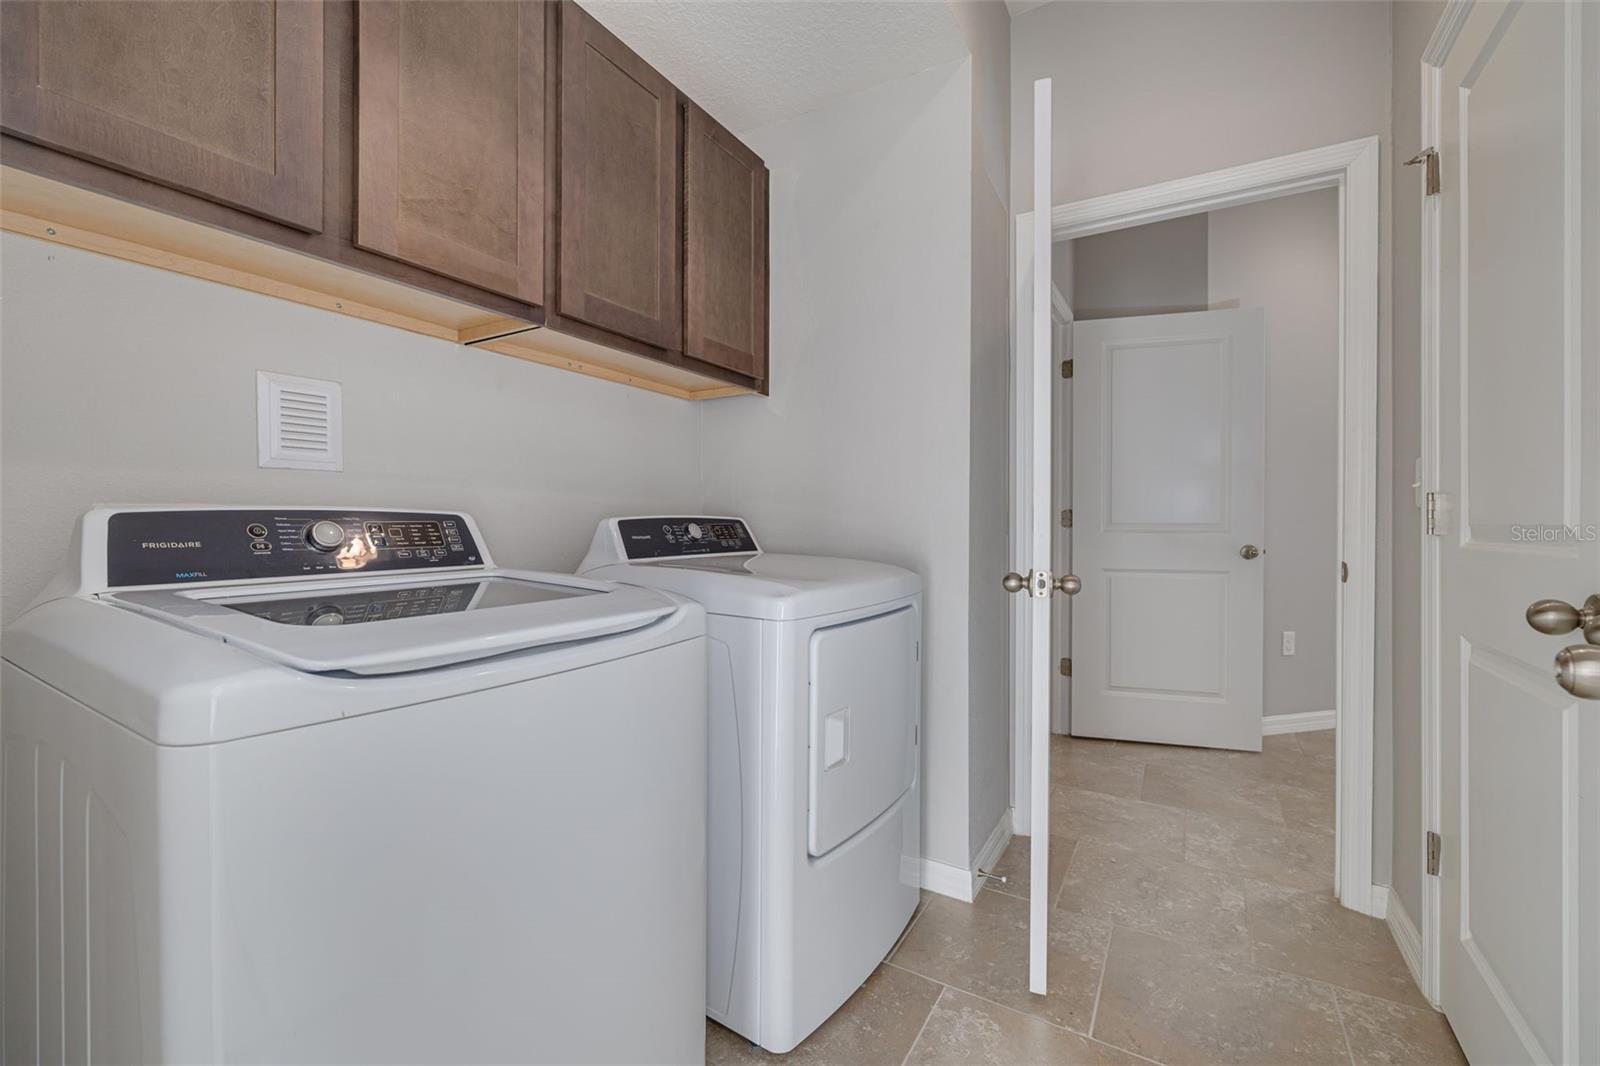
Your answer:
[1061,189,1340,722]
[0,233,705,624]
[697,59,984,870]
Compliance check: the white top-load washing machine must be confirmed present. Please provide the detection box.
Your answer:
[2,505,708,1065]
[580,517,921,1054]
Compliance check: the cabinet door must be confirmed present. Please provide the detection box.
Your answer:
[684,105,768,380]
[557,2,679,350]
[0,1,323,232]
[357,1,546,306]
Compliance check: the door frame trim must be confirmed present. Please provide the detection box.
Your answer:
[1011,134,1383,917]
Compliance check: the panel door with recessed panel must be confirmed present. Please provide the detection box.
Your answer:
[1434,4,1599,1062]
[807,608,918,857]
[1072,309,1266,750]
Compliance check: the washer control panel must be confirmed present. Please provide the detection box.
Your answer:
[106,509,483,586]
[616,517,758,560]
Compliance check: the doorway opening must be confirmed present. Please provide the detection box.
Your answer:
[1010,136,1382,917]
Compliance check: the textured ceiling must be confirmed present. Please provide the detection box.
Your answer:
[583,1,972,134]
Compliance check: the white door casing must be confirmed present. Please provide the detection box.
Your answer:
[1071,309,1267,751]
[1052,289,1074,734]
[1432,3,1599,1064]
[1018,137,1380,915]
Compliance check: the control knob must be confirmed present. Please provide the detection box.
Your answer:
[685,522,704,541]
[306,520,348,553]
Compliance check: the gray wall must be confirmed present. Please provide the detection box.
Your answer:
[698,59,986,871]
[1018,0,1395,887]
[1389,0,1447,930]
[1071,215,1209,321]
[956,0,1015,860]
[1063,190,1341,721]
[0,232,703,626]
[1210,191,1340,719]
[1010,0,1394,210]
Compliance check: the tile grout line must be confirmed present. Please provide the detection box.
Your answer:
[1333,987,1357,1066]
[885,957,1164,1065]
[897,980,942,1066]
[1085,921,1114,1040]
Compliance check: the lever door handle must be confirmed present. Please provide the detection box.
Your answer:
[1526,595,1600,644]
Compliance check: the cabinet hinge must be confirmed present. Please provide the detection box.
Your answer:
[1061,508,1073,528]
[1405,147,1441,196]
[1426,491,1441,536]
[1061,359,1074,379]
[1340,561,1349,584]
[1426,830,1442,876]
[1059,657,1072,677]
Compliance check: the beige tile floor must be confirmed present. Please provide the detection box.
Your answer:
[707,731,1467,1066]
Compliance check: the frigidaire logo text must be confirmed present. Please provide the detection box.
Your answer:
[141,540,203,549]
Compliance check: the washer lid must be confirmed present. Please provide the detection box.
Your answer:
[104,569,679,674]
[583,553,921,620]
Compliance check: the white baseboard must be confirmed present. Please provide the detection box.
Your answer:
[1369,883,1389,919]
[921,809,1013,903]
[1384,885,1432,1006]
[1263,709,1336,735]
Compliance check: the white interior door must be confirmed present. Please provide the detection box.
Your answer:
[1071,309,1267,751]
[1007,77,1067,996]
[1434,4,1599,1063]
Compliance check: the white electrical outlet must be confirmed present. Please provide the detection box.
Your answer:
[1282,630,1296,656]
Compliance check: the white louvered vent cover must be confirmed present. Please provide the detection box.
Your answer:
[257,371,343,471]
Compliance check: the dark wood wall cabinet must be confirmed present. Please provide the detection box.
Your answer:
[684,103,769,379]
[0,0,769,399]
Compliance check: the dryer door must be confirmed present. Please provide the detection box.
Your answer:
[807,606,918,857]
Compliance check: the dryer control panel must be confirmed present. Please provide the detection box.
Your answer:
[105,509,483,586]
[616,517,759,560]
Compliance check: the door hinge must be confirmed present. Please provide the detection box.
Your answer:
[915,640,921,662]
[1061,358,1074,379]
[1059,657,1072,677]
[1426,830,1442,876]
[1061,508,1073,528]
[1340,561,1349,584]
[1425,491,1441,536]
[1405,147,1441,196]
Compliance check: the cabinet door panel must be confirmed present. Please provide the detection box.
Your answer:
[557,2,679,350]
[0,0,323,232]
[684,105,768,380]
[357,0,545,305]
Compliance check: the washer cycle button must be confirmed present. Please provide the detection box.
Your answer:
[249,540,272,553]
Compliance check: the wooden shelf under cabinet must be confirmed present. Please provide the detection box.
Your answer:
[0,166,753,401]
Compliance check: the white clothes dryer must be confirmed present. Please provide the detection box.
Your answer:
[581,517,921,1054]
[2,505,708,1065]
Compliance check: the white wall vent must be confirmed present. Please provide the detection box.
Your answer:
[257,371,343,471]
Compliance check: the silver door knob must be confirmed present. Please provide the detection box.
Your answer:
[1002,572,1027,593]
[1527,595,1600,644]
[1240,545,1263,560]
[1554,645,1600,699]
[1055,574,1082,596]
